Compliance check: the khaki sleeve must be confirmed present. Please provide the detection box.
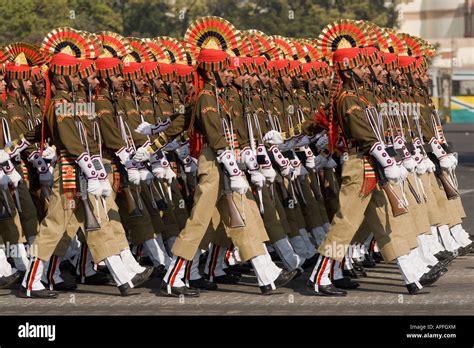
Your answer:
[95,99,126,152]
[198,94,228,152]
[340,95,378,153]
[50,102,87,157]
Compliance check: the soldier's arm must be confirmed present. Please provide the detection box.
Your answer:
[339,94,378,153]
[95,98,126,152]
[51,101,87,157]
[198,94,228,152]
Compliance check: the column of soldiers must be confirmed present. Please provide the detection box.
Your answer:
[0,17,471,299]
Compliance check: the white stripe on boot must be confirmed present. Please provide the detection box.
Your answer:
[308,254,332,291]
[22,257,46,292]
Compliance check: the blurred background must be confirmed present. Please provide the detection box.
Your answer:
[0,0,472,123]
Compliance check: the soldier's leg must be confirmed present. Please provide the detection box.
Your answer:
[163,148,221,292]
[16,180,39,242]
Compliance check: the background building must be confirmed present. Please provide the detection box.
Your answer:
[398,0,474,122]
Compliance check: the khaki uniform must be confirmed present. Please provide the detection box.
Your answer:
[171,81,267,262]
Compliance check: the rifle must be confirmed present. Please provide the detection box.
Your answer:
[428,153,459,200]
[372,158,409,217]
[222,165,245,228]
[118,163,142,218]
[0,188,12,220]
[77,168,100,231]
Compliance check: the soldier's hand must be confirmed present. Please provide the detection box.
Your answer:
[324,157,337,169]
[315,154,327,170]
[139,168,153,185]
[260,166,276,183]
[163,166,176,184]
[5,168,23,188]
[384,165,403,183]
[230,175,249,195]
[133,146,151,162]
[127,168,141,186]
[248,170,265,189]
[42,146,57,163]
[263,130,284,145]
[0,150,9,164]
[402,157,417,173]
[87,178,103,196]
[100,178,113,197]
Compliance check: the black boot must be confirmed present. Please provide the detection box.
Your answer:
[333,277,360,289]
[19,287,58,299]
[260,269,297,295]
[307,281,347,296]
[188,277,218,291]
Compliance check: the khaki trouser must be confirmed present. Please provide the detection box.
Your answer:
[319,153,412,262]
[16,180,39,241]
[172,147,266,262]
[258,184,287,243]
[298,175,325,229]
[405,173,431,236]
[419,173,442,227]
[32,165,123,262]
[429,172,462,227]
[278,177,306,237]
[0,190,25,244]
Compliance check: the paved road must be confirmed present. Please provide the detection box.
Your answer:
[0,124,472,315]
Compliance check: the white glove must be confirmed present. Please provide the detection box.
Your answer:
[76,152,102,195]
[41,146,57,163]
[0,170,10,189]
[163,139,180,152]
[415,158,428,175]
[151,161,166,179]
[315,154,327,170]
[135,118,171,136]
[0,150,9,164]
[127,167,141,186]
[2,161,23,188]
[139,168,153,185]
[86,178,102,196]
[230,175,249,195]
[249,170,265,189]
[133,146,151,163]
[163,166,176,184]
[448,153,458,169]
[422,157,436,173]
[263,130,284,145]
[260,166,276,183]
[316,134,329,152]
[325,157,337,169]
[384,165,403,182]
[175,142,190,159]
[439,156,455,171]
[402,157,417,173]
[294,135,310,148]
[182,156,198,174]
[305,155,315,170]
[91,155,111,197]
[398,163,409,181]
